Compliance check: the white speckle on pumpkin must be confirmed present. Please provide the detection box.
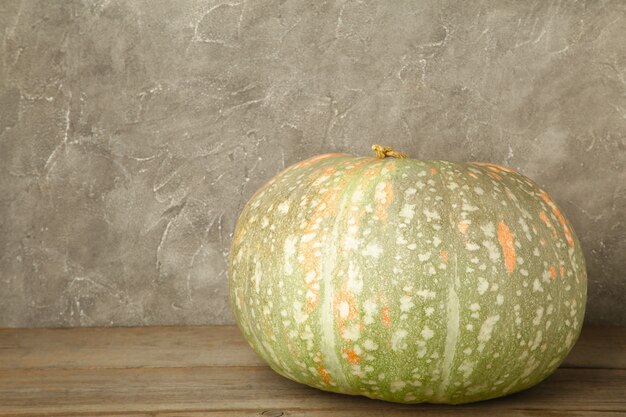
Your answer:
[293,301,308,324]
[363,339,378,351]
[482,240,500,262]
[363,300,377,325]
[474,187,484,195]
[462,202,479,212]
[470,303,480,312]
[465,242,480,251]
[481,222,495,238]
[416,289,436,299]
[338,301,350,319]
[397,235,408,245]
[496,294,504,305]
[399,204,416,221]
[362,243,383,258]
[423,208,440,222]
[477,315,500,352]
[532,279,543,292]
[533,247,541,256]
[347,262,363,294]
[400,295,414,312]
[390,380,406,392]
[432,236,442,247]
[284,236,297,275]
[425,307,435,316]
[405,187,417,197]
[459,359,475,378]
[344,235,360,250]
[418,252,431,261]
[305,270,316,283]
[301,232,316,243]
[254,260,263,292]
[477,277,489,295]
[342,323,361,341]
[375,182,389,203]
[421,326,434,340]
[407,243,417,250]
[532,307,544,326]
[391,329,408,351]
[466,324,474,330]
[530,330,543,351]
[351,189,364,203]
[277,201,289,214]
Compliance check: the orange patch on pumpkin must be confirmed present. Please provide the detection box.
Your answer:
[375,182,394,221]
[362,164,383,179]
[539,191,574,248]
[497,221,516,274]
[381,306,392,327]
[471,162,517,173]
[539,211,558,238]
[343,348,361,364]
[440,250,449,263]
[317,365,333,385]
[549,265,558,280]
[312,167,337,187]
[430,167,438,174]
[344,159,372,175]
[293,153,347,169]
[458,221,469,235]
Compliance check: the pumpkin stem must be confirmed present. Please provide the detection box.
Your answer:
[372,144,408,159]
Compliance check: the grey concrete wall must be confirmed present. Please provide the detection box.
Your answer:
[0,0,624,328]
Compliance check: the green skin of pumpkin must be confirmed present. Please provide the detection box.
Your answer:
[228,152,586,404]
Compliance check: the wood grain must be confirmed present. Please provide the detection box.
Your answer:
[0,326,624,416]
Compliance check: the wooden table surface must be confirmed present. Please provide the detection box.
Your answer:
[0,326,624,416]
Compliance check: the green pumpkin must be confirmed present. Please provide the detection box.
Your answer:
[228,145,586,404]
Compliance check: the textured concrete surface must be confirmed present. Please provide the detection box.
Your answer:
[0,0,624,327]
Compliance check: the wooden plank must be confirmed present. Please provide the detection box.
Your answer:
[1,325,624,370]
[157,412,626,417]
[9,411,626,417]
[0,326,263,369]
[562,326,626,369]
[15,410,615,417]
[0,367,624,415]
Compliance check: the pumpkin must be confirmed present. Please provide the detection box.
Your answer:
[228,145,586,404]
